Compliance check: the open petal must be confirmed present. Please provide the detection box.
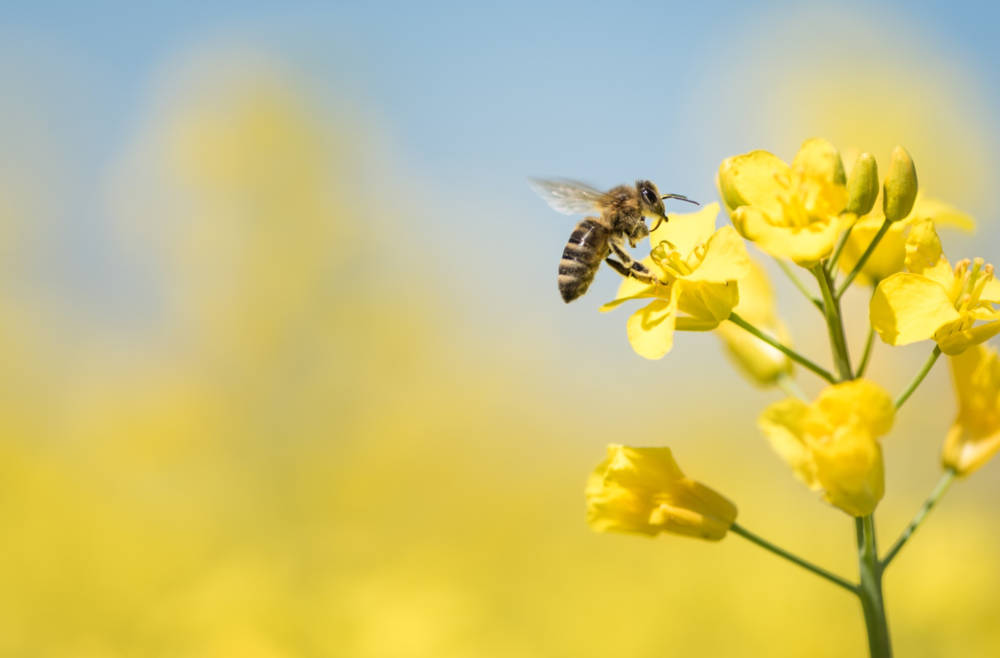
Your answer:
[870,273,960,346]
[599,268,663,312]
[717,150,789,216]
[732,206,842,265]
[684,225,751,283]
[626,294,678,360]
[677,280,739,325]
[650,202,720,258]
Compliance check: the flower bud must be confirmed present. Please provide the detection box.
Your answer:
[586,445,737,540]
[845,153,879,216]
[882,146,918,222]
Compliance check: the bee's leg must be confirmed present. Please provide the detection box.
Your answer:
[607,237,659,285]
[605,256,658,285]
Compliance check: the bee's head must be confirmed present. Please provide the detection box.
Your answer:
[638,180,700,231]
[636,179,667,223]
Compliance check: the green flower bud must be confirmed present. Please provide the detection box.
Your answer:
[882,146,918,222]
[845,153,879,216]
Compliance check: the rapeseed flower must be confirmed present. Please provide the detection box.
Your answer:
[942,344,1000,475]
[759,380,895,516]
[586,445,737,540]
[718,138,850,265]
[870,219,1000,354]
[600,203,750,359]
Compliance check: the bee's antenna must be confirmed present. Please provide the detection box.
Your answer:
[662,194,700,205]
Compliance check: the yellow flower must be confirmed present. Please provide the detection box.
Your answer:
[758,380,895,516]
[942,344,1000,476]
[870,219,1000,354]
[586,445,737,540]
[718,138,850,266]
[599,202,750,359]
[715,259,793,386]
[837,195,975,286]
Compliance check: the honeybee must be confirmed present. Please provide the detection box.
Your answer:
[530,178,698,302]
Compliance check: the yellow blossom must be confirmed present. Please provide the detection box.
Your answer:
[942,344,1000,475]
[837,195,975,286]
[870,219,1000,354]
[586,445,737,540]
[715,259,793,386]
[758,380,895,516]
[718,138,850,266]
[599,202,750,359]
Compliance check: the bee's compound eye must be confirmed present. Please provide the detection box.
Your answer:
[641,188,656,205]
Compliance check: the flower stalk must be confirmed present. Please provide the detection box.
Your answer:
[814,265,854,381]
[731,523,857,593]
[857,516,892,658]
[881,469,957,567]
[894,346,942,409]
[728,312,836,383]
[838,219,892,298]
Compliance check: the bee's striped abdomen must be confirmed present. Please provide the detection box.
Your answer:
[558,217,610,303]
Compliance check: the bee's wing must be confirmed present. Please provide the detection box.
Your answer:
[528,178,605,215]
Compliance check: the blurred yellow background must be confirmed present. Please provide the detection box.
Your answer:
[1,2,998,656]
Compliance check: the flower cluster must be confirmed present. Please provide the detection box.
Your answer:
[580,138,999,654]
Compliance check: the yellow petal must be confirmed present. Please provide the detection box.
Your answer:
[870,273,960,346]
[683,225,751,283]
[758,399,820,489]
[910,196,976,232]
[626,294,678,360]
[677,280,739,326]
[586,445,737,540]
[649,202,719,259]
[732,206,842,265]
[980,277,1000,304]
[943,345,1000,475]
[649,478,738,541]
[602,445,685,490]
[810,428,884,517]
[599,265,664,312]
[903,218,946,274]
[791,137,847,187]
[936,319,1000,355]
[717,150,789,216]
[814,380,895,438]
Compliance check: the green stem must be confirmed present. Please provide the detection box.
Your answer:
[856,516,892,657]
[727,312,836,384]
[731,523,857,594]
[881,469,957,567]
[856,327,876,378]
[837,219,892,298]
[894,346,942,409]
[827,224,855,277]
[775,258,823,310]
[813,266,853,381]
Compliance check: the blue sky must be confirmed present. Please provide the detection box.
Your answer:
[3,0,999,359]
